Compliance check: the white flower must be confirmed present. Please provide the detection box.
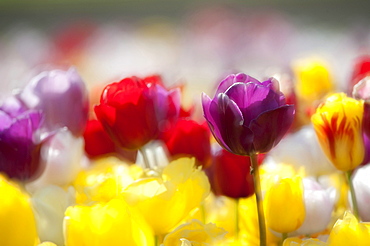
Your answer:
[352,164,370,221]
[267,125,336,176]
[31,185,75,246]
[27,128,84,191]
[295,177,336,235]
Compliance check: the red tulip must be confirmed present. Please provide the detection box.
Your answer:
[94,76,180,150]
[161,119,211,168]
[349,56,370,93]
[83,119,116,158]
[207,146,261,198]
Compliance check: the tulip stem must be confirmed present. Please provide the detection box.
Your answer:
[281,233,288,245]
[235,198,239,241]
[346,171,359,219]
[250,153,267,246]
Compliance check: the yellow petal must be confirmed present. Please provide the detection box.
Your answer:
[122,157,210,235]
[328,211,370,246]
[64,198,153,246]
[73,156,143,204]
[0,174,38,246]
[162,219,226,246]
[311,93,364,171]
[265,176,306,233]
[283,237,327,246]
[293,57,333,103]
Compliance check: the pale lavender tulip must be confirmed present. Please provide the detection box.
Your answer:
[295,178,336,235]
[26,128,84,191]
[19,67,89,136]
[352,164,370,221]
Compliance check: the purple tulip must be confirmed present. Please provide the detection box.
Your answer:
[19,67,89,136]
[202,73,295,156]
[0,96,44,181]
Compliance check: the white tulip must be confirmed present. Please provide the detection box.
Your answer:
[268,125,336,176]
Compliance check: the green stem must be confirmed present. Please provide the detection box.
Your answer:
[235,198,239,241]
[250,153,267,246]
[281,232,288,245]
[155,234,164,246]
[140,148,151,169]
[346,171,360,219]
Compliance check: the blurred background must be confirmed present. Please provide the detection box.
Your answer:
[0,0,369,108]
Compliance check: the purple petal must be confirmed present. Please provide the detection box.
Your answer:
[20,68,88,136]
[249,105,295,153]
[203,92,253,155]
[5,111,42,142]
[0,96,27,117]
[225,82,281,126]
[0,111,12,131]
[215,73,259,95]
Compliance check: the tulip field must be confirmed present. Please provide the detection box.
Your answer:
[0,2,370,246]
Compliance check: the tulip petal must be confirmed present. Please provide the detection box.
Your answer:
[215,73,259,96]
[204,92,253,155]
[249,105,294,153]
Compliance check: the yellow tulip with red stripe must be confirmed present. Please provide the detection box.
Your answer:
[311,93,365,171]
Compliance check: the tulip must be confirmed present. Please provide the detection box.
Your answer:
[295,178,336,236]
[64,198,154,246]
[293,58,333,103]
[0,174,38,246]
[352,76,370,139]
[83,119,116,158]
[351,165,370,221]
[122,157,210,236]
[268,125,336,177]
[202,73,294,156]
[0,96,44,181]
[349,56,370,92]
[327,211,370,245]
[31,185,75,246]
[95,75,180,150]
[73,156,142,204]
[202,73,294,245]
[161,118,211,167]
[27,128,84,191]
[265,176,305,234]
[207,145,255,198]
[283,237,327,246]
[19,67,89,136]
[162,219,227,246]
[311,93,365,172]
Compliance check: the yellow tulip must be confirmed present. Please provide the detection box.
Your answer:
[73,156,143,204]
[0,174,38,246]
[293,58,333,103]
[265,176,305,233]
[311,93,365,171]
[122,157,210,235]
[162,219,226,246]
[283,237,327,246]
[64,198,153,246]
[328,211,370,246]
